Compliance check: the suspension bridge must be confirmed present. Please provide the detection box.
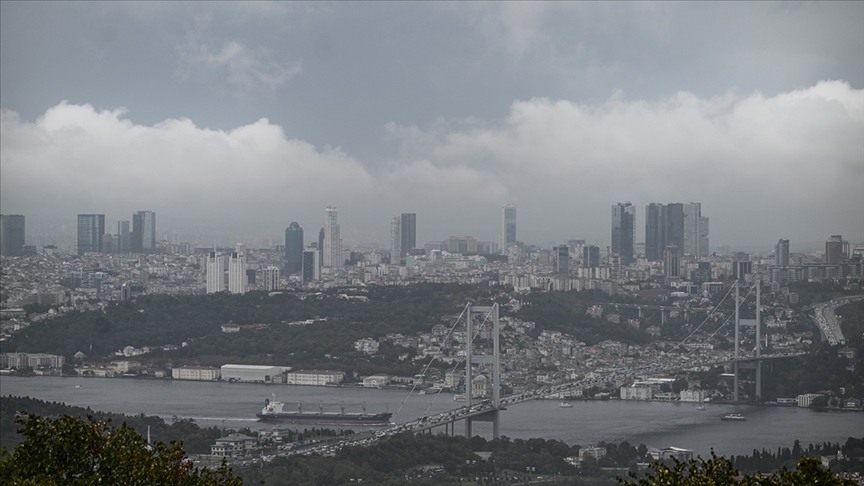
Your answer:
[287,280,826,456]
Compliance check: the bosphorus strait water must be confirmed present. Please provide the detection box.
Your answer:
[2,376,859,458]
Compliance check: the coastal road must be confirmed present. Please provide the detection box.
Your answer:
[812,295,863,346]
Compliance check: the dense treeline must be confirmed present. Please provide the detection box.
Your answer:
[0,284,497,370]
[786,281,856,310]
[237,432,864,485]
[0,413,242,485]
[1,283,657,376]
[515,290,652,345]
[0,395,220,453]
[731,438,864,475]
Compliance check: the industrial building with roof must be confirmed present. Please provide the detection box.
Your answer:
[220,364,287,383]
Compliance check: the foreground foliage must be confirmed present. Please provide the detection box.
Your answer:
[0,396,221,454]
[0,413,241,485]
[619,451,855,486]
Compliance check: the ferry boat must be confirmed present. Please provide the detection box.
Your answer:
[721,413,746,421]
[256,394,392,425]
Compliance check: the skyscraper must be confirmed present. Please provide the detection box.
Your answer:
[825,235,845,264]
[131,210,156,253]
[77,214,105,255]
[400,213,416,257]
[502,204,516,253]
[0,214,25,257]
[664,203,685,252]
[776,238,790,267]
[228,244,247,294]
[582,245,600,268]
[323,206,342,268]
[645,204,665,261]
[664,245,681,279]
[284,222,304,274]
[611,202,635,264]
[683,203,709,257]
[117,220,130,253]
[318,227,325,265]
[553,245,569,274]
[302,247,320,282]
[206,251,223,293]
[390,214,402,264]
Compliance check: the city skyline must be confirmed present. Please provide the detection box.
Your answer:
[1,3,862,249]
[6,203,862,257]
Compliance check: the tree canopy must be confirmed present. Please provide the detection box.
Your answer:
[0,413,241,485]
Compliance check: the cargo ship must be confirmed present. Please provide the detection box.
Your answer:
[256,394,392,425]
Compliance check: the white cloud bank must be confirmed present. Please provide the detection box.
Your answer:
[1,81,862,248]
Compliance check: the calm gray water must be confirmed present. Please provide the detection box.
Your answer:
[2,376,859,458]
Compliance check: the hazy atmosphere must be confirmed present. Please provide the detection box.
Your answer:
[2,2,862,250]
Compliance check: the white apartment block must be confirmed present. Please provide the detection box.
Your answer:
[620,386,653,400]
[228,244,247,294]
[2,353,65,369]
[285,369,345,386]
[206,251,223,293]
[172,365,221,381]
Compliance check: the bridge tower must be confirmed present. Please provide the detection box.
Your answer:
[464,303,501,439]
[733,280,762,402]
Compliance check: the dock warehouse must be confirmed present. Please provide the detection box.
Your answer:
[221,364,286,383]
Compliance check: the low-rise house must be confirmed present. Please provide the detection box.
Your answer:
[211,434,257,457]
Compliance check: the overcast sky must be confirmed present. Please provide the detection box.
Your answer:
[1,2,862,251]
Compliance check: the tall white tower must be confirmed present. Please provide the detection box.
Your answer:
[502,204,516,254]
[206,251,223,293]
[683,203,708,257]
[228,243,247,294]
[390,214,402,265]
[323,206,342,268]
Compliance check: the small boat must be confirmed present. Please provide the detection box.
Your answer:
[75,385,83,389]
[721,413,745,421]
[696,405,706,411]
[559,401,574,408]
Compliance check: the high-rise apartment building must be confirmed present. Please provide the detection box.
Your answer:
[611,202,636,264]
[206,251,223,293]
[284,222,304,274]
[553,245,569,274]
[323,206,342,268]
[0,214,25,257]
[117,220,130,253]
[228,244,247,294]
[302,247,321,282]
[390,214,402,264]
[261,266,280,291]
[131,211,156,253]
[502,204,517,253]
[825,235,845,264]
[776,238,790,267]
[77,214,105,255]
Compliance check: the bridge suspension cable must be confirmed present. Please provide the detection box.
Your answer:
[392,302,495,421]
